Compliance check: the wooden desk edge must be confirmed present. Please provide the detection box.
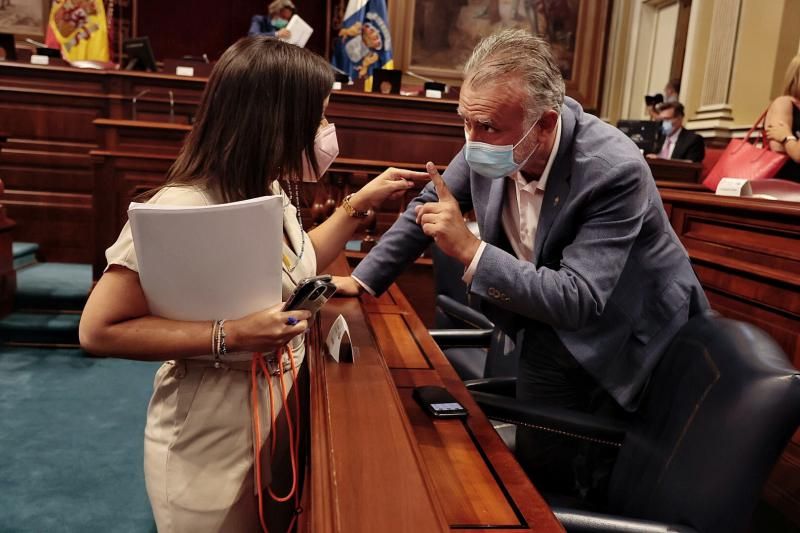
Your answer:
[305,255,563,532]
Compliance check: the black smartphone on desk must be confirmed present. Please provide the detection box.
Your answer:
[282,275,337,314]
[413,386,468,419]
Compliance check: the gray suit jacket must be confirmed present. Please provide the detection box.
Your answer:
[352,97,709,410]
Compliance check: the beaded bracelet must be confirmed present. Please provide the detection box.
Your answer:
[212,319,228,368]
[211,320,219,358]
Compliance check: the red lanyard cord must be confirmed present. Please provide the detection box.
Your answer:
[250,346,301,533]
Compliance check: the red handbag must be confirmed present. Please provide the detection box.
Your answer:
[702,107,788,191]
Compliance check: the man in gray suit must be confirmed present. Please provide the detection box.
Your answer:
[340,29,708,495]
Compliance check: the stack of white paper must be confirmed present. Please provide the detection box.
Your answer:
[283,15,314,48]
[128,195,283,321]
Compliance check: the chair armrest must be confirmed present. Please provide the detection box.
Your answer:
[429,328,493,348]
[464,376,517,397]
[470,391,628,446]
[436,294,494,330]
[552,507,698,533]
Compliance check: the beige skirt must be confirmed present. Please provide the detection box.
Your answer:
[143,354,304,533]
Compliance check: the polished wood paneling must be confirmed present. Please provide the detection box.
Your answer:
[0,136,17,315]
[90,150,175,278]
[0,63,207,263]
[370,313,432,369]
[765,431,800,526]
[646,158,702,183]
[94,119,189,154]
[327,91,463,165]
[398,390,520,526]
[661,190,800,367]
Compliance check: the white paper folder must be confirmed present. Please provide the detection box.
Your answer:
[128,195,283,321]
[283,15,313,48]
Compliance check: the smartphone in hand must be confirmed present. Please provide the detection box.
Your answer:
[282,275,337,314]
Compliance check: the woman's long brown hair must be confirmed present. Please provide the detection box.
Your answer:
[157,36,334,202]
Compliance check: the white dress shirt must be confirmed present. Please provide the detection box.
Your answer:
[463,116,562,284]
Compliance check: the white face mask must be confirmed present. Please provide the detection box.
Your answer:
[463,117,541,179]
[301,123,339,182]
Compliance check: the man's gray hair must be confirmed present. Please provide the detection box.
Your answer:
[463,29,565,121]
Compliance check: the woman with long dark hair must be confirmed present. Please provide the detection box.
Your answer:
[79,36,426,531]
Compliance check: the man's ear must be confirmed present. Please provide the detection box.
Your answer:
[539,109,559,133]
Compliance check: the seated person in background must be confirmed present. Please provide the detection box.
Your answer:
[79,36,424,532]
[663,78,680,103]
[766,54,800,181]
[337,29,709,500]
[644,93,663,121]
[248,0,295,39]
[646,102,705,163]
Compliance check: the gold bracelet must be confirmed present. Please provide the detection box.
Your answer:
[341,193,369,218]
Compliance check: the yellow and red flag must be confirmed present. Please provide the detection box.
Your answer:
[45,0,110,62]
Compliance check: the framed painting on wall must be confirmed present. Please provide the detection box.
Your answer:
[0,0,49,38]
[391,0,610,112]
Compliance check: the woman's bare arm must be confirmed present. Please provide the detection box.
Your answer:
[79,266,309,360]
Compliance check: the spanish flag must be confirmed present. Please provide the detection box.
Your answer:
[45,0,110,62]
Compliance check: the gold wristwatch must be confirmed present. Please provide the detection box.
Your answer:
[341,193,369,218]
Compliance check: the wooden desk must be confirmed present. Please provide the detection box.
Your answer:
[647,158,703,183]
[305,256,563,532]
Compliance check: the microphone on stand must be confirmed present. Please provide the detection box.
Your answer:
[330,64,350,84]
[24,38,48,48]
[406,70,447,98]
[132,89,150,121]
[168,90,175,123]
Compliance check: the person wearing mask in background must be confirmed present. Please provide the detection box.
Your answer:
[79,37,424,532]
[248,0,295,39]
[766,54,800,182]
[646,101,705,163]
[643,79,679,121]
[644,93,663,121]
[336,29,708,501]
[664,78,680,103]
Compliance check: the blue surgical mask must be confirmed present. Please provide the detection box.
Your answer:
[661,120,674,136]
[272,17,289,29]
[464,118,541,179]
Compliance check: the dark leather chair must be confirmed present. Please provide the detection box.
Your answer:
[428,243,520,381]
[468,313,800,533]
